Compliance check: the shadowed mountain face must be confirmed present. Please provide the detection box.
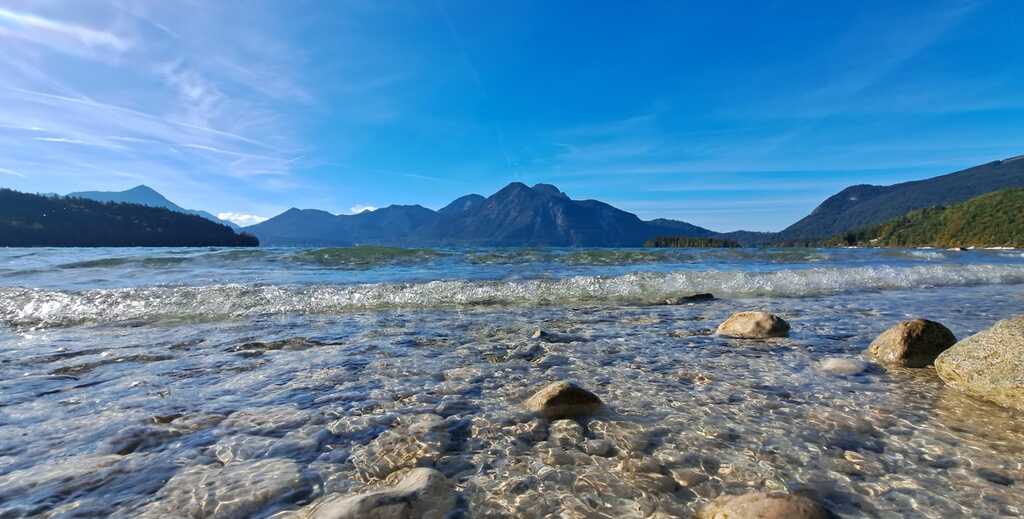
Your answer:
[247,182,716,246]
[779,157,1024,241]
[68,185,240,230]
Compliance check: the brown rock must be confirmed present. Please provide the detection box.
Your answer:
[697,492,832,519]
[523,381,603,420]
[867,319,956,368]
[716,311,790,339]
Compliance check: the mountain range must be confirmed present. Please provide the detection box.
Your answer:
[68,185,241,231]
[249,182,716,246]
[54,154,1024,247]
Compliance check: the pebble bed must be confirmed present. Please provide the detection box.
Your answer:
[1,284,1023,518]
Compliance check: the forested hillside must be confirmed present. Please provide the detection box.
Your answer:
[825,188,1024,248]
[0,189,258,247]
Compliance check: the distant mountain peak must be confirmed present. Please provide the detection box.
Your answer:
[531,183,569,199]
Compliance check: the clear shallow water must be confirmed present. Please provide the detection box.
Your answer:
[1,246,1023,518]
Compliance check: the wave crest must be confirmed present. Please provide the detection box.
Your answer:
[3,264,1023,328]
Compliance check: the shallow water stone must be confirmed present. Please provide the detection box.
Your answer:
[301,468,455,519]
[508,418,548,443]
[867,319,956,368]
[531,329,581,343]
[716,311,790,339]
[220,405,315,436]
[522,380,603,420]
[697,491,832,519]
[662,293,716,305]
[670,467,708,487]
[350,413,450,480]
[818,357,867,376]
[580,439,614,457]
[96,425,182,455]
[548,419,584,449]
[327,413,396,444]
[211,433,318,464]
[144,458,307,519]
[935,315,1024,410]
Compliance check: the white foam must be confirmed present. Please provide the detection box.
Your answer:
[4,264,1024,328]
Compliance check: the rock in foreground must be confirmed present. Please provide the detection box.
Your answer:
[935,315,1024,411]
[867,319,956,368]
[523,381,603,420]
[697,492,832,519]
[304,468,455,519]
[716,311,790,339]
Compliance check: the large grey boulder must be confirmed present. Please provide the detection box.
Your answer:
[523,381,603,420]
[305,468,455,519]
[867,319,956,368]
[935,315,1024,411]
[716,311,790,339]
[697,492,832,519]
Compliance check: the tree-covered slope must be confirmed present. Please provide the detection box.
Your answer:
[0,189,258,247]
[69,185,240,230]
[779,156,1024,241]
[826,188,1024,248]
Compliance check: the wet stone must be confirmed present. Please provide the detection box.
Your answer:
[219,405,316,436]
[522,381,603,420]
[142,458,308,519]
[716,311,790,339]
[662,293,716,305]
[580,439,614,457]
[531,329,582,343]
[350,413,451,480]
[867,319,956,368]
[548,419,585,449]
[697,491,833,519]
[818,357,867,376]
[298,467,456,519]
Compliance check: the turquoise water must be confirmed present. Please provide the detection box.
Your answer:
[1,247,1023,517]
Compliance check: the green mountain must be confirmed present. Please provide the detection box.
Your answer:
[0,189,258,247]
[778,156,1024,242]
[825,188,1024,248]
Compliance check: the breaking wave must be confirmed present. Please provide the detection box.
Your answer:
[3,264,1024,328]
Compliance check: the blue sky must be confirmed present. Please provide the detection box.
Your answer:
[0,0,1022,231]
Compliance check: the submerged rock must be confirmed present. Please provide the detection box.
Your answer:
[697,492,832,519]
[867,319,956,368]
[818,357,867,376]
[523,381,603,420]
[350,414,451,480]
[145,458,308,519]
[548,419,584,449]
[935,315,1024,411]
[716,311,790,339]
[303,468,456,519]
[662,293,715,305]
[530,328,582,343]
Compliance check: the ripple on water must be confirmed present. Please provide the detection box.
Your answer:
[1,285,1023,517]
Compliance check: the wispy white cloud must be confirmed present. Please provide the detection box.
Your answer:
[0,167,26,178]
[217,212,268,226]
[0,6,130,52]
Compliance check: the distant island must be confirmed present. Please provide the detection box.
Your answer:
[644,236,741,248]
[0,189,258,247]
[823,188,1024,249]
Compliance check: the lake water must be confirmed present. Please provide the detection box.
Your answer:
[1,246,1023,517]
